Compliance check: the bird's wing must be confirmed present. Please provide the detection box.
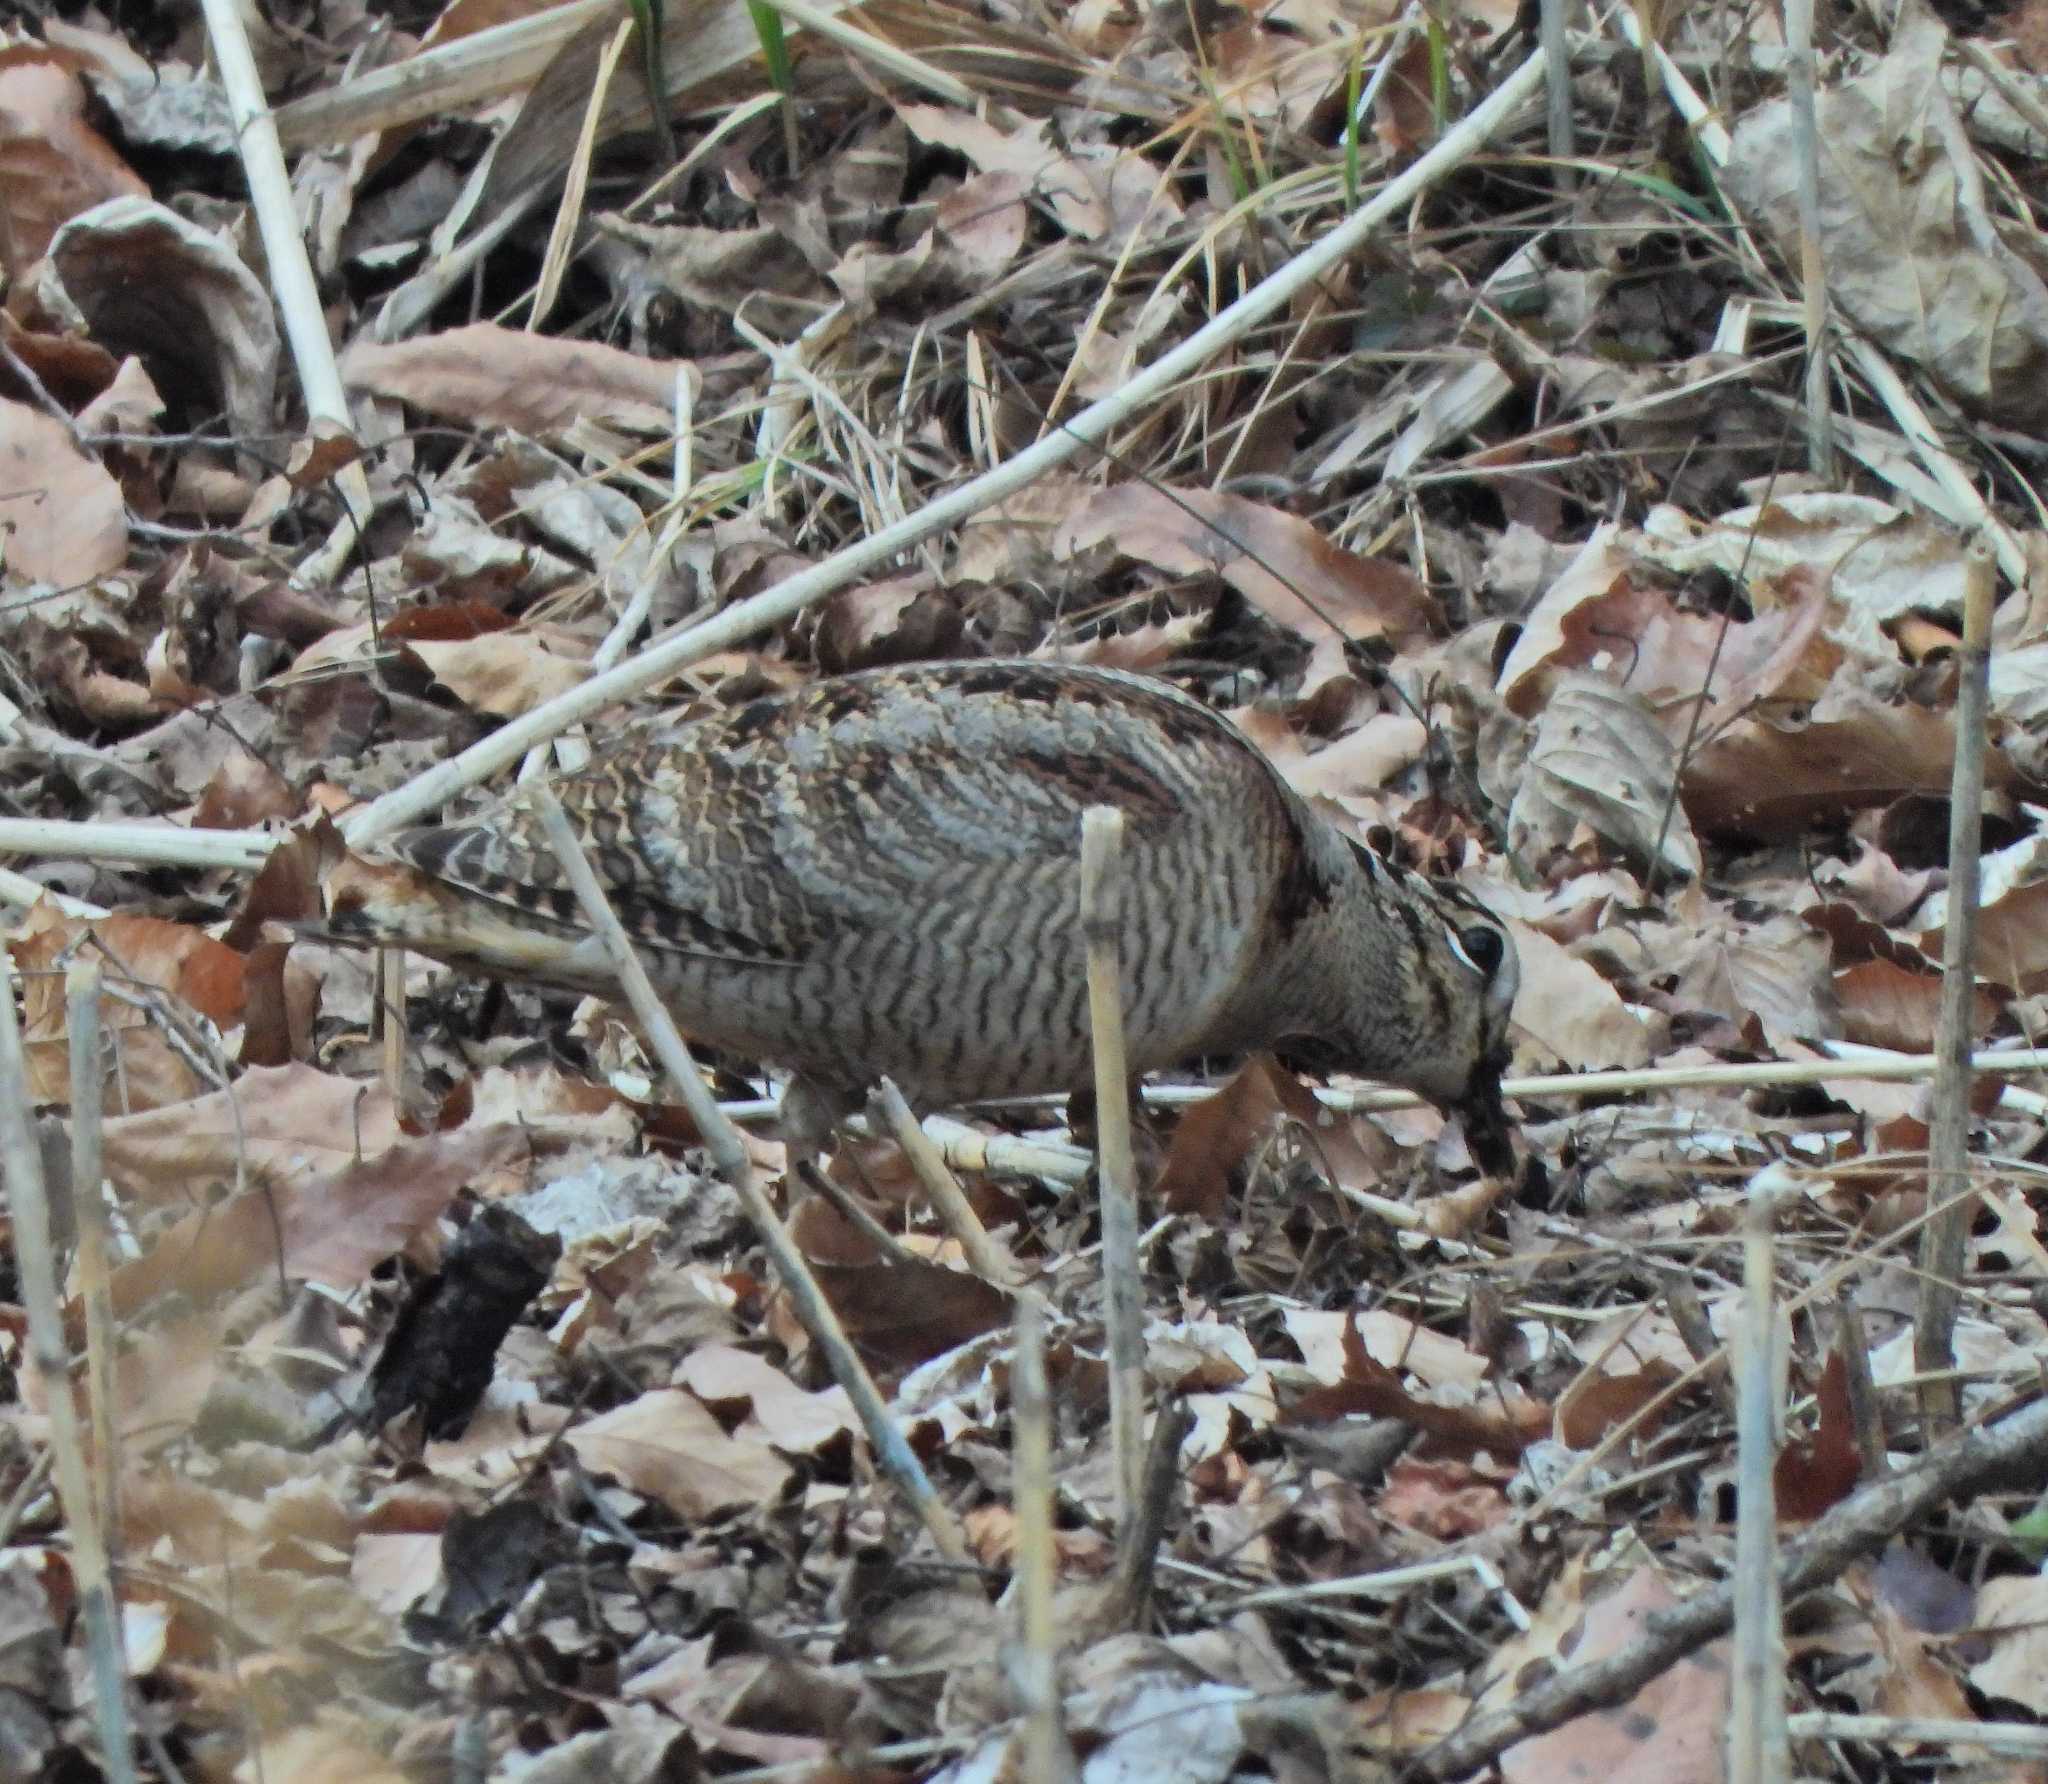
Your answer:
[385,663,1276,971]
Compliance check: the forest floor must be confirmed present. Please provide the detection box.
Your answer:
[4,0,2048,1776]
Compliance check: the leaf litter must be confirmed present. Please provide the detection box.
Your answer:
[3,0,2048,1778]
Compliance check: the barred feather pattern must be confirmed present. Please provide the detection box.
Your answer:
[333,660,1519,1159]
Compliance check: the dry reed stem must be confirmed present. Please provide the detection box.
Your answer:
[1729,1173,1791,1784]
[1541,0,1574,186]
[1784,0,1834,478]
[196,0,371,587]
[379,949,406,1101]
[1785,1713,2048,1756]
[65,966,120,1549]
[1833,1292,1887,1479]
[1008,1293,1076,1784]
[1916,532,1997,1432]
[530,17,634,325]
[1080,806,1145,1527]
[527,788,972,1564]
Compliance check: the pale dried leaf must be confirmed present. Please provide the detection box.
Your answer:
[1508,674,1703,879]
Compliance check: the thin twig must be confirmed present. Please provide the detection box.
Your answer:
[1540,0,1573,190]
[1833,1292,1887,1479]
[195,0,373,585]
[871,1079,1020,1286]
[1916,532,1997,1434]
[1785,1713,2048,1756]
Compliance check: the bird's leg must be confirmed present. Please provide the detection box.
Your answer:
[777,1075,857,1173]
[1065,1075,1163,1185]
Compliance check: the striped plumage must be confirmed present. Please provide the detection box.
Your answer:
[327,660,1520,1168]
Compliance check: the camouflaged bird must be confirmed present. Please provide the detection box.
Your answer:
[326,659,1521,1170]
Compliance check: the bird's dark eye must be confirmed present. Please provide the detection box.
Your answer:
[1456,924,1505,976]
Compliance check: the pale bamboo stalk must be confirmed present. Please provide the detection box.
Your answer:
[0,969,137,1782]
[1080,808,1144,1527]
[1916,534,1997,1433]
[0,820,271,874]
[0,867,100,917]
[1540,0,1573,190]
[1172,1045,2048,1111]
[1785,1713,2048,1755]
[528,18,633,327]
[1783,0,1834,478]
[526,790,970,1564]
[195,0,373,590]
[379,949,405,1101]
[1729,1173,1791,1784]
[65,966,120,1547]
[1009,1294,1075,1784]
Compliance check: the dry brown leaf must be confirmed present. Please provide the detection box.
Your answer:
[671,1344,858,1454]
[1500,1566,1729,1784]
[1509,673,1703,880]
[406,628,592,717]
[1673,908,1838,1046]
[897,106,1181,243]
[1835,956,2001,1052]
[341,323,698,435]
[0,51,147,270]
[933,170,1029,275]
[1506,925,1657,1072]
[104,1116,521,1317]
[1929,874,2048,992]
[1287,1313,1546,1456]
[1775,1351,1862,1521]
[1553,1363,1680,1450]
[1375,1454,1513,1540]
[1283,1307,1489,1393]
[46,196,279,436]
[14,903,249,1110]
[99,1063,402,1205]
[1053,483,1440,645]
[1685,694,2024,838]
[565,1389,793,1519]
[0,397,127,583]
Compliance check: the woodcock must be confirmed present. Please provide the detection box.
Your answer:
[327,660,1521,1171]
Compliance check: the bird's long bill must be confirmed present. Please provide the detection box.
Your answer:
[1454,1068,1517,1176]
